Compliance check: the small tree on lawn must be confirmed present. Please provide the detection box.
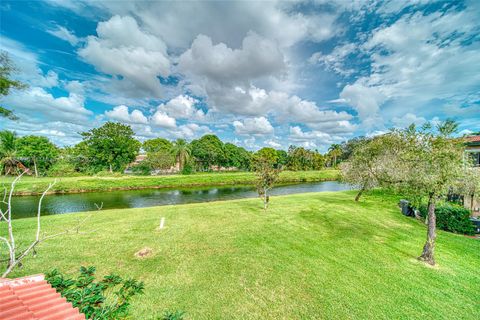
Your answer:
[388,121,465,265]
[341,134,403,201]
[253,153,280,211]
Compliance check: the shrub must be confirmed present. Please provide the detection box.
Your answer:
[131,162,152,175]
[418,203,475,235]
[181,162,193,175]
[45,266,144,320]
[95,170,123,177]
[47,160,80,177]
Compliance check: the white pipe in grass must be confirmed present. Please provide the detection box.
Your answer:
[159,217,165,229]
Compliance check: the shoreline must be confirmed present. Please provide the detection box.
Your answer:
[6,170,340,196]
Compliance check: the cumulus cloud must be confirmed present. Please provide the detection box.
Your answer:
[233,117,274,136]
[3,87,92,123]
[104,105,148,124]
[150,110,176,129]
[78,15,170,97]
[157,95,206,121]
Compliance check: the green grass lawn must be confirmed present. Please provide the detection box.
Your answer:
[3,190,478,319]
[2,170,340,195]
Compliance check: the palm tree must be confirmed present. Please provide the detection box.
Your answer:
[171,139,191,171]
[328,143,342,168]
[0,130,18,175]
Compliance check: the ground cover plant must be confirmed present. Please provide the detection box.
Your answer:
[2,190,478,319]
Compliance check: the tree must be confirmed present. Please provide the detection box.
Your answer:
[171,139,191,171]
[143,138,172,153]
[327,144,342,167]
[276,149,288,168]
[253,152,281,210]
[190,134,225,170]
[0,51,28,120]
[255,147,278,167]
[386,121,465,265]
[456,165,480,212]
[0,130,19,175]
[16,135,58,177]
[340,135,399,201]
[224,143,251,170]
[80,122,141,173]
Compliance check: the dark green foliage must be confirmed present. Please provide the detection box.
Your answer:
[131,162,152,175]
[45,266,144,320]
[80,122,141,173]
[181,161,193,175]
[0,51,28,120]
[0,106,19,120]
[191,134,226,170]
[143,138,173,153]
[223,143,251,170]
[287,146,325,170]
[16,135,59,176]
[418,203,475,235]
[47,159,80,177]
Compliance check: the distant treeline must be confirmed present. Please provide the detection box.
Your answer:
[0,122,357,176]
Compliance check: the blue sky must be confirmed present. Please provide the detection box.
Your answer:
[1,0,479,151]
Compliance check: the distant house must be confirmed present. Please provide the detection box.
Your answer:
[0,274,85,319]
[464,135,480,216]
[465,135,480,167]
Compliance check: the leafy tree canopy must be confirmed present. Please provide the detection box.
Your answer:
[80,122,141,172]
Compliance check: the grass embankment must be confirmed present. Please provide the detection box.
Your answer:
[4,191,479,319]
[3,170,340,195]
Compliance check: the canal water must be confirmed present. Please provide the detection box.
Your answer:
[10,181,351,219]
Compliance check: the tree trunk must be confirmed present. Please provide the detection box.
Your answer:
[109,163,113,173]
[355,187,365,202]
[263,188,268,211]
[419,194,436,265]
[471,194,475,212]
[33,158,38,177]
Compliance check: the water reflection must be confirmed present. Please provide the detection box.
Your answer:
[11,181,350,219]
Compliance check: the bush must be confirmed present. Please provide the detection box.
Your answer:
[95,170,123,177]
[131,162,152,175]
[181,163,193,175]
[160,311,186,320]
[45,266,144,320]
[47,160,80,177]
[418,203,475,235]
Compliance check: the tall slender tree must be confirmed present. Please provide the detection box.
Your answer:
[171,139,191,171]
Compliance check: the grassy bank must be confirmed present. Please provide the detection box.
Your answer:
[3,191,478,319]
[2,170,340,195]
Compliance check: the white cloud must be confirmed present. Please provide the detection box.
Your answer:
[47,25,80,46]
[309,43,357,76]
[150,110,176,129]
[335,6,480,128]
[3,87,92,123]
[157,95,206,121]
[391,113,426,128]
[78,15,170,97]
[179,33,285,84]
[265,139,282,148]
[104,105,148,124]
[233,117,274,136]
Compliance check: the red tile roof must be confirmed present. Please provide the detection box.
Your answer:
[0,275,85,320]
[466,135,480,143]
